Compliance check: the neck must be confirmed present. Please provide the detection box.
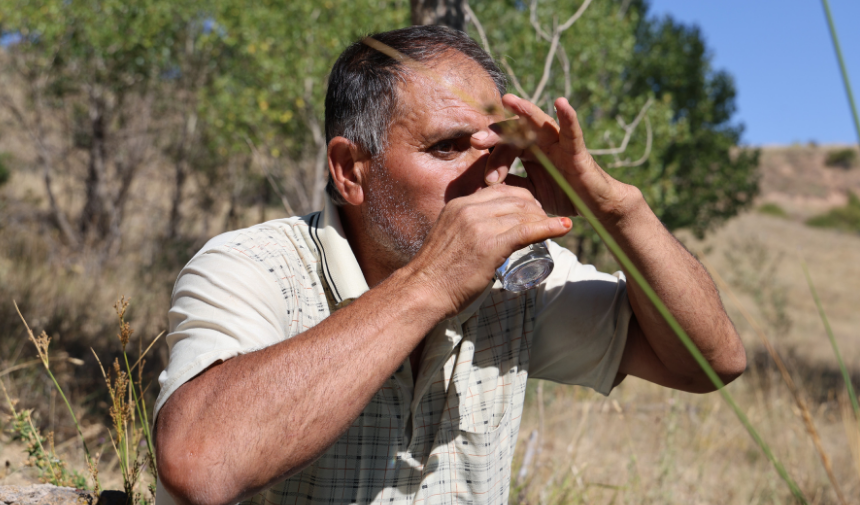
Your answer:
[339,205,404,288]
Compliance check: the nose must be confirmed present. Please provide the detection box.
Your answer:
[443,150,492,202]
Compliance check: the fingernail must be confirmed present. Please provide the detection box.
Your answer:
[560,217,571,227]
[485,170,500,183]
[472,130,489,140]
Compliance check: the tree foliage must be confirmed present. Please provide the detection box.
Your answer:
[0,0,756,261]
[627,7,760,237]
[467,0,758,252]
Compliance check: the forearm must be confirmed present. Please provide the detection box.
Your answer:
[156,266,446,505]
[600,190,745,385]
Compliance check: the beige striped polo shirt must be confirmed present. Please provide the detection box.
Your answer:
[155,196,632,505]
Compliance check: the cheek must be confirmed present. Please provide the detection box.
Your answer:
[442,155,489,203]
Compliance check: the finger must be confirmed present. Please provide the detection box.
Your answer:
[499,216,572,250]
[494,173,534,195]
[484,143,522,185]
[470,128,503,152]
[492,209,547,229]
[471,192,546,219]
[465,182,539,205]
[502,94,560,148]
[554,97,588,157]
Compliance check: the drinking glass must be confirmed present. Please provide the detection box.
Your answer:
[495,241,554,292]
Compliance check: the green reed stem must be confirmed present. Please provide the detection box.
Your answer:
[821,0,860,145]
[529,146,808,504]
[123,351,156,472]
[33,353,102,490]
[802,261,860,418]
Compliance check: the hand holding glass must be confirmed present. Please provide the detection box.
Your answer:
[495,241,554,292]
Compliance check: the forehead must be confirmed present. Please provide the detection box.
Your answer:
[391,53,503,137]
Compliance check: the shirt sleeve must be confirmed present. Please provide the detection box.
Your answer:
[528,240,633,395]
[153,242,291,420]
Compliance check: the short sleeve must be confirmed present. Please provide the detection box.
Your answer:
[528,241,632,395]
[153,244,291,419]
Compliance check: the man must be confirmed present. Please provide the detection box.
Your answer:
[154,25,745,505]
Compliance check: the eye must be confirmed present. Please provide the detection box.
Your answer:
[430,140,456,154]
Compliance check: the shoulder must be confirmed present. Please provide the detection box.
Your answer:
[189,213,319,265]
[170,213,329,318]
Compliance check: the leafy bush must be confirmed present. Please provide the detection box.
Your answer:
[806,192,860,232]
[757,202,788,218]
[824,148,858,169]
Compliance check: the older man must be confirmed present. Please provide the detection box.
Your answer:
[154,25,745,505]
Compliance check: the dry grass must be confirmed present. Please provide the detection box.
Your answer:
[1,147,859,502]
[511,376,858,504]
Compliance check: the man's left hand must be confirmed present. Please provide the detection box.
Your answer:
[471,94,639,225]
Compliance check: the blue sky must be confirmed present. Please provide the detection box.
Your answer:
[647,0,860,146]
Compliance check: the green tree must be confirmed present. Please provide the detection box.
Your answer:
[196,0,409,220]
[626,6,759,237]
[0,0,207,250]
[466,0,758,260]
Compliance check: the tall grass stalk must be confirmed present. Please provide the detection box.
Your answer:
[115,297,158,482]
[700,254,847,505]
[820,0,860,145]
[529,147,808,503]
[14,302,102,491]
[801,261,860,418]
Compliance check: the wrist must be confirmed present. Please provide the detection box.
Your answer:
[382,263,454,324]
[594,183,653,235]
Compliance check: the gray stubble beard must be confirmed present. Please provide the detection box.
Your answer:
[363,158,433,267]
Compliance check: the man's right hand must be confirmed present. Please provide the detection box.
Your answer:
[404,183,572,319]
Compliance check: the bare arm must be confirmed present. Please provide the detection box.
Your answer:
[476,94,746,393]
[155,184,572,505]
[601,193,745,392]
[157,266,443,505]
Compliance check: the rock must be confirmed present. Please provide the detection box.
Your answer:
[0,485,96,505]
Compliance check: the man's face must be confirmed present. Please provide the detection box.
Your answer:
[361,52,505,266]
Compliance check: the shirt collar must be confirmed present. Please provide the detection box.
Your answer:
[310,195,370,306]
[310,195,494,316]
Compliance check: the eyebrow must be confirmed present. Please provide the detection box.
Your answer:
[421,126,478,146]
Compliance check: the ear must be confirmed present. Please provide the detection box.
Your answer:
[328,137,371,206]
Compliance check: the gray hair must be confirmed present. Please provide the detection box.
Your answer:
[324,25,507,205]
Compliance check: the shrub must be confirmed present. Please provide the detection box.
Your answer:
[824,148,858,169]
[806,192,860,232]
[757,202,788,218]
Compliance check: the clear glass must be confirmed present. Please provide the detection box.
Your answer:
[495,241,554,292]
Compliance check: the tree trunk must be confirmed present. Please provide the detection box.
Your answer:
[168,109,197,239]
[410,0,467,31]
[79,95,112,241]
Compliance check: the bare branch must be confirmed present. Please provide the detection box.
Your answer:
[557,0,594,32]
[0,90,80,247]
[618,0,633,19]
[528,0,593,103]
[464,3,492,55]
[501,58,529,98]
[529,25,560,103]
[529,0,552,41]
[609,115,653,168]
[557,45,571,99]
[589,97,654,156]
